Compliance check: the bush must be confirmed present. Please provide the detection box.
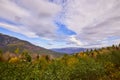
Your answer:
[40,60,71,80]
[70,58,105,80]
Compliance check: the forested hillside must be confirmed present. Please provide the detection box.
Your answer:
[0,33,62,57]
[0,44,120,80]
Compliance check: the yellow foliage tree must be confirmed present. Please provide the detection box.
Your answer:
[9,57,20,63]
[67,57,79,67]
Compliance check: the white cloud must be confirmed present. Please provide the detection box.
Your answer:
[69,35,83,46]
[58,0,120,47]
[0,0,61,39]
[0,0,30,22]
[0,22,38,38]
[0,0,120,48]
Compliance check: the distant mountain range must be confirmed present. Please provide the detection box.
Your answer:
[0,33,62,57]
[51,47,88,54]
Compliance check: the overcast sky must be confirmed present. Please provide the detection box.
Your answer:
[0,0,120,48]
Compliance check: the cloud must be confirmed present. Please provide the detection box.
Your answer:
[69,35,83,46]
[0,0,61,39]
[0,22,38,38]
[0,0,120,48]
[58,0,120,47]
[0,0,30,23]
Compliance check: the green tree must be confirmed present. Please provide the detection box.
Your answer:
[45,55,51,62]
[0,49,2,54]
[22,50,31,62]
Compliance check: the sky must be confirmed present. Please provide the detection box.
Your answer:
[0,0,120,49]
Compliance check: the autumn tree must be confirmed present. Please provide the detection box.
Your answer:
[14,48,20,54]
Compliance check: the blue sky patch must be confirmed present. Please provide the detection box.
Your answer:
[55,22,76,35]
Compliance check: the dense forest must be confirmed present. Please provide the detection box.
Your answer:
[0,44,120,80]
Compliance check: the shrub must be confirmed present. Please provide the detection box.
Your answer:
[40,60,71,80]
[70,58,105,80]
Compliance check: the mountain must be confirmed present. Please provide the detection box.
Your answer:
[0,33,62,57]
[51,47,88,54]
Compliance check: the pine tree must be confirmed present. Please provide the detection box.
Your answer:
[86,49,89,55]
[112,45,115,48]
[119,44,120,47]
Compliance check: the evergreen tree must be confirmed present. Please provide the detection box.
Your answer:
[112,45,115,48]
[119,44,120,47]
[25,53,31,62]
[86,49,89,55]
[90,49,93,53]
[22,50,31,62]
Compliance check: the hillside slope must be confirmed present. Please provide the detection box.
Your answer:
[0,33,62,57]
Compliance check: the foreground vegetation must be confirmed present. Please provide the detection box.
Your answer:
[0,45,120,80]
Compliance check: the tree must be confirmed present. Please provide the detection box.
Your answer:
[119,44,120,47]
[86,49,89,54]
[14,48,20,54]
[22,50,31,62]
[45,55,51,62]
[9,57,20,63]
[0,49,2,57]
[25,53,31,62]
[0,49,3,61]
[90,49,93,53]
[37,54,40,58]
[0,49,2,54]
[112,45,115,48]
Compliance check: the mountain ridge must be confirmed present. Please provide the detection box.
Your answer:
[0,33,62,57]
[51,47,88,54]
